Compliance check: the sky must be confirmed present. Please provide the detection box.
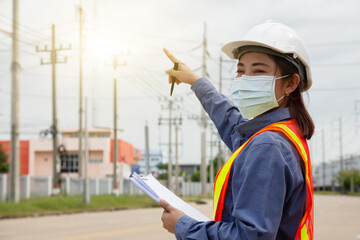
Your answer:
[0,0,360,169]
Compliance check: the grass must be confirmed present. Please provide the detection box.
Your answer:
[6,192,358,219]
[314,191,360,196]
[314,191,341,195]
[182,195,212,204]
[0,194,159,219]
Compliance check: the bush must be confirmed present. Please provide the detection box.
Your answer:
[0,144,9,173]
[337,169,360,191]
[191,170,200,182]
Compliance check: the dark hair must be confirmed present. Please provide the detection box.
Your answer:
[272,55,315,140]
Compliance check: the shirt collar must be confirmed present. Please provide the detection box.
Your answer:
[235,108,292,139]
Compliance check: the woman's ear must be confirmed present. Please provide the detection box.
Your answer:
[285,74,301,95]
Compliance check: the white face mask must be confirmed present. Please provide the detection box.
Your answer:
[231,75,289,119]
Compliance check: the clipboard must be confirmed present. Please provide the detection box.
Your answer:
[129,172,210,222]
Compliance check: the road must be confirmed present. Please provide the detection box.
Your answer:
[0,195,359,240]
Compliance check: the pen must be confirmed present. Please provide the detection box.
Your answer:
[170,62,178,96]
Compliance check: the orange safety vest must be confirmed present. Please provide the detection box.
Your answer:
[213,119,313,240]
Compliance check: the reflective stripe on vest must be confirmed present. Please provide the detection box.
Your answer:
[213,119,313,240]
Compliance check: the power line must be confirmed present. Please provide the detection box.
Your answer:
[310,87,360,91]
[0,14,76,40]
[84,24,202,45]
[308,39,360,47]
[129,54,204,116]
[0,90,154,101]
[312,62,360,67]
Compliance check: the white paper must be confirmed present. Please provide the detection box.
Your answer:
[129,172,210,222]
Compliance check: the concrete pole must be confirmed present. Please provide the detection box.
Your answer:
[217,55,223,173]
[91,0,99,127]
[339,117,344,193]
[210,129,214,190]
[36,25,70,192]
[350,155,354,193]
[167,100,173,189]
[145,122,150,175]
[331,159,335,192]
[201,131,207,196]
[322,129,326,191]
[113,77,118,194]
[175,126,179,195]
[78,6,83,178]
[83,97,90,205]
[105,55,125,193]
[9,0,20,203]
[201,22,207,196]
[51,24,59,194]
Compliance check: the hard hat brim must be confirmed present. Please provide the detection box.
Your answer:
[222,40,312,92]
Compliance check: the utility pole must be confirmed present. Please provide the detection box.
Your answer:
[106,55,126,195]
[158,97,182,189]
[9,0,20,203]
[78,5,84,178]
[209,126,215,190]
[175,125,179,195]
[354,101,360,192]
[322,129,326,191]
[331,159,335,192]
[339,117,344,193]
[356,100,360,135]
[36,24,70,194]
[91,0,99,127]
[217,54,235,173]
[113,76,118,194]
[168,100,173,189]
[145,121,150,175]
[219,55,223,94]
[217,54,223,172]
[83,97,90,205]
[350,155,354,193]
[201,22,208,197]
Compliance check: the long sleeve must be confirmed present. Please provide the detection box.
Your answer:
[191,78,247,151]
[174,131,304,240]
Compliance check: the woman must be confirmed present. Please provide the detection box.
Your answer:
[161,20,314,240]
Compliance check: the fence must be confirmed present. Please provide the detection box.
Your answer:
[0,174,211,201]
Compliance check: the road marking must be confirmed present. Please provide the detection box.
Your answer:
[57,224,161,240]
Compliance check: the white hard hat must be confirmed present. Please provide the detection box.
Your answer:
[222,20,312,92]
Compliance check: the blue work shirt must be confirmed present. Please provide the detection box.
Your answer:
[175,78,306,240]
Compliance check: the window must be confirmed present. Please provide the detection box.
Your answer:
[98,133,110,138]
[89,158,103,163]
[69,133,79,138]
[60,154,79,173]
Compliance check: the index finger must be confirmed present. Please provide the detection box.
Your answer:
[163,48,179,63]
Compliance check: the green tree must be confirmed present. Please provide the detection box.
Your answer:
[191,170,200,182]
[0,144,9,173]
[156,162,168,171]
[206,156,226,182]
[156,163,168,180]
[337,170,360,192]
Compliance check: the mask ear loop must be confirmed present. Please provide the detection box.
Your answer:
[274,63,293,99]
[274,63,291,103]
